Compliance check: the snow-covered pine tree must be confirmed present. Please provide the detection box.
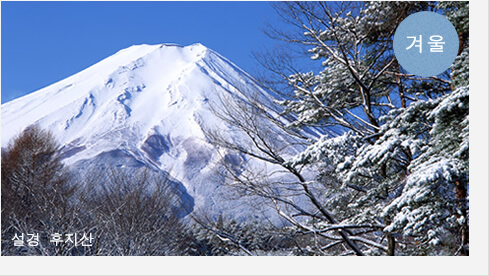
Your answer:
[274,1,469,255]
[272,1,452,138]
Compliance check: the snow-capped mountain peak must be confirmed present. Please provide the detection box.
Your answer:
[2,43,282,219]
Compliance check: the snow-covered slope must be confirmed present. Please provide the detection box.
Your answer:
[1,43,294,220]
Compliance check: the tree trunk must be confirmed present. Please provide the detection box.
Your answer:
[387,233,395,256]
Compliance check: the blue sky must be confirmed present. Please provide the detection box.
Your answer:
[1,1,292,103]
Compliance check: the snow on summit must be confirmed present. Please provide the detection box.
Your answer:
[3,43,244,145]
[1,43,280,219]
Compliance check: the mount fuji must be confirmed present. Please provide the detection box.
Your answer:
[1,43,302,220]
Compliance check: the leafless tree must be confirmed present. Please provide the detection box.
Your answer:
[1,125,83,255]
[77,168,190,256]
[203,91,389,256]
